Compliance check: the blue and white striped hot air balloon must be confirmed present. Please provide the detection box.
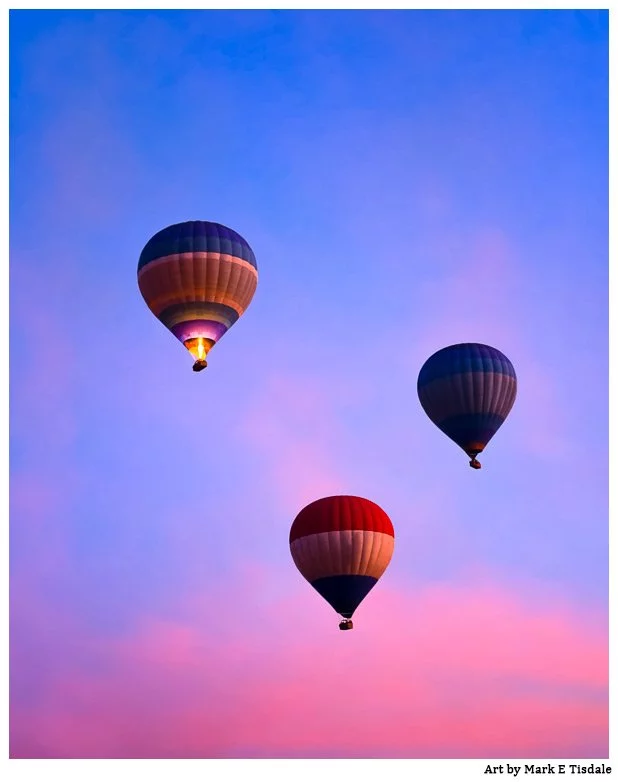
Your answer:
[417,343,517,469]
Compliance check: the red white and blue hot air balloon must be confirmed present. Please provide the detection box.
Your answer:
[417,343,517,469]
[138,220,258,372]
[289,496,395,630]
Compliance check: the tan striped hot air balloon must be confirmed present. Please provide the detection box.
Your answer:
[138,220,258,371]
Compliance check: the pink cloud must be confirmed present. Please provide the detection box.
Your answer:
[10,474,73,583]
[10,569,608,759]
[239,372,353,514]
[407,227,525,357]
[11,264,79,451]
[10,262,83,589]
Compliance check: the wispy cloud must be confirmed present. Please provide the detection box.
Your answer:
[10,566,607,759]
[240,372,352,514]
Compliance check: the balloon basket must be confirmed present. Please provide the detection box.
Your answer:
[339,620,354,631]
[192,359,208,372]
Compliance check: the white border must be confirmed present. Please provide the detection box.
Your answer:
[2,3,613,780]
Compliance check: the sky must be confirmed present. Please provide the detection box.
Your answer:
[9,9,608,760]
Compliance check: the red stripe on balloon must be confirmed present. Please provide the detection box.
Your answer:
[289,495,394,543]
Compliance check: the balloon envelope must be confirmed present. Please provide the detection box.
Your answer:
[417,342,517,466]
[137,220,258,369]
[289,495,395,620]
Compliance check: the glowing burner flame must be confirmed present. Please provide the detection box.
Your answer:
[196,339,206,361]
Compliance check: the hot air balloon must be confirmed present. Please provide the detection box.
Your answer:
[289,495,395,630]
[417,342,517,469]
[137,221,258,371]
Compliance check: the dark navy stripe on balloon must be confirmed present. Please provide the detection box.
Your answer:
[310,575,378,618]
[437,412,506,449]
[418,343,516,387]
[138,221,257,271]
[158,301,241,326]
